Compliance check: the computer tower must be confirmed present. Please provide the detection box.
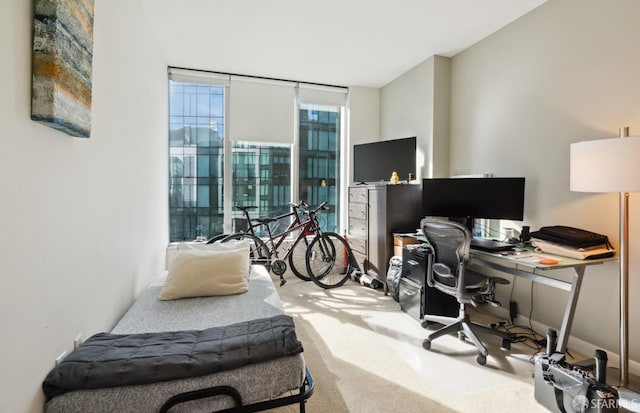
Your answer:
[399,244,458,321]
[399,276,423,320]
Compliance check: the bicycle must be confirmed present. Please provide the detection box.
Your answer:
[218,201,354,289]
[209,201,314,283]
[206,204,303,266]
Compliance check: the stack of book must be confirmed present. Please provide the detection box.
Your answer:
[530,225,615,260]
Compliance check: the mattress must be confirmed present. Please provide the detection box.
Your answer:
[112,265,285,333]
[44,265,307,413]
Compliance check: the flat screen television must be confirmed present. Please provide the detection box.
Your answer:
[353,136,416,183]
[422,177,525,229]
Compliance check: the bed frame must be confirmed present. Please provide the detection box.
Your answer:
[158,367,314,413]
[44,265,313,413]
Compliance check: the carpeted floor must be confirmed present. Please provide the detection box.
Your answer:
[272,275,551,413]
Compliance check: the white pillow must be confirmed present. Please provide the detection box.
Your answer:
[159,244,250,300]
[166,239,251,269]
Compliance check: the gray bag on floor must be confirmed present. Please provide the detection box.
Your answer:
[533,329,618,413]
[386,256,402,302]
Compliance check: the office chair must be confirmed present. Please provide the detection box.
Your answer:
[420,217,512,365]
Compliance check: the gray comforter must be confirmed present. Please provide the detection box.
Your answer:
[43,314,303,400]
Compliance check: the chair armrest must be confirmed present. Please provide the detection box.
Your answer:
[433,263,454,279]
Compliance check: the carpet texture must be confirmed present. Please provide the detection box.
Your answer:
[271,276,548,413]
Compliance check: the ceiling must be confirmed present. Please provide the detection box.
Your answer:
[141,0,548,88]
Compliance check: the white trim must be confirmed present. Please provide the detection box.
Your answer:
[298,84,348,107]
[168,68,230,86]
[230,74,296,88]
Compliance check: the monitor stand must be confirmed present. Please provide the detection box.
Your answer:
[470,237,515,252]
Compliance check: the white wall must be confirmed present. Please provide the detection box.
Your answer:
[381,58,433,181]
[344,86,380,226]
[0,1,168,412]
[449,0,640,363]
[348,86,381,179]
[431,56,451,179]
[380,55,451,180]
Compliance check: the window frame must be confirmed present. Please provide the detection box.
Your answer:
[167,68,349,241]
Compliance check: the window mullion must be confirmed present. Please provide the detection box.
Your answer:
[222,86,233,234]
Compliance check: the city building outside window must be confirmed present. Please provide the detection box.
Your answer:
[168,76,344,242]
[169,81,224,242]
[298,103,341,232]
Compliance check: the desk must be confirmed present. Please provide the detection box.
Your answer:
[467,248,615,353]
[397,233,616,353]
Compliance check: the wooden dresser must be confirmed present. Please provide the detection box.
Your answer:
[347,184,422,292]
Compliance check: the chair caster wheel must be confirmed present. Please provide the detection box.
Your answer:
[423,339,431,350]
[420,320,432,328]
[476,354,487,365]
[501,339,511,350]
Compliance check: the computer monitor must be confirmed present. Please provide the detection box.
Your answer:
[421,177,525,230]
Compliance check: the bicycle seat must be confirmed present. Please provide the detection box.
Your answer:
[235,205,257,211]
[256,217,277,225]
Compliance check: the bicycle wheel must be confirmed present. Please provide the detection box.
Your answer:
[222,233,271,269]
[288,235,314,281]
[305,232,353,289]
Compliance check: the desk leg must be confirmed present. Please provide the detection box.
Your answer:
[556,265,585,353]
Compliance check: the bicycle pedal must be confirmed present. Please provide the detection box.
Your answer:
[280,279,287,287]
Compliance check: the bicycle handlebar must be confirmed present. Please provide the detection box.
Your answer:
[308,201,328,215]
[236,201,327,222]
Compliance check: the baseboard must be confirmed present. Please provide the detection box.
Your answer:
[489,306,640,377]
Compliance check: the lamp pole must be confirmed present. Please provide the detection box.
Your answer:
[619,126,630,387]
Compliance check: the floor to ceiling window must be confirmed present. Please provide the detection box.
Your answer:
[230,141,292,235]
[168,68,347,242]
[168,81,225,242]
[299,104,341,231]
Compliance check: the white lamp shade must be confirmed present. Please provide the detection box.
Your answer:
[570,136,640,193]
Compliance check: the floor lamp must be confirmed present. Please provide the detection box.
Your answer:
[570,127,640,387]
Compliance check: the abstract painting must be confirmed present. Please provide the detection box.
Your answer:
[31,0,94,138]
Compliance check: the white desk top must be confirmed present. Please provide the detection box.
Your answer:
[395,232,617,272]
[469,246,617,271]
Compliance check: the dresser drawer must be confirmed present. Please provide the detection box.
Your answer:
[348,202,367,220]
[348,217,367,237]
[349,187,368,204]
[347,236,367,254]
